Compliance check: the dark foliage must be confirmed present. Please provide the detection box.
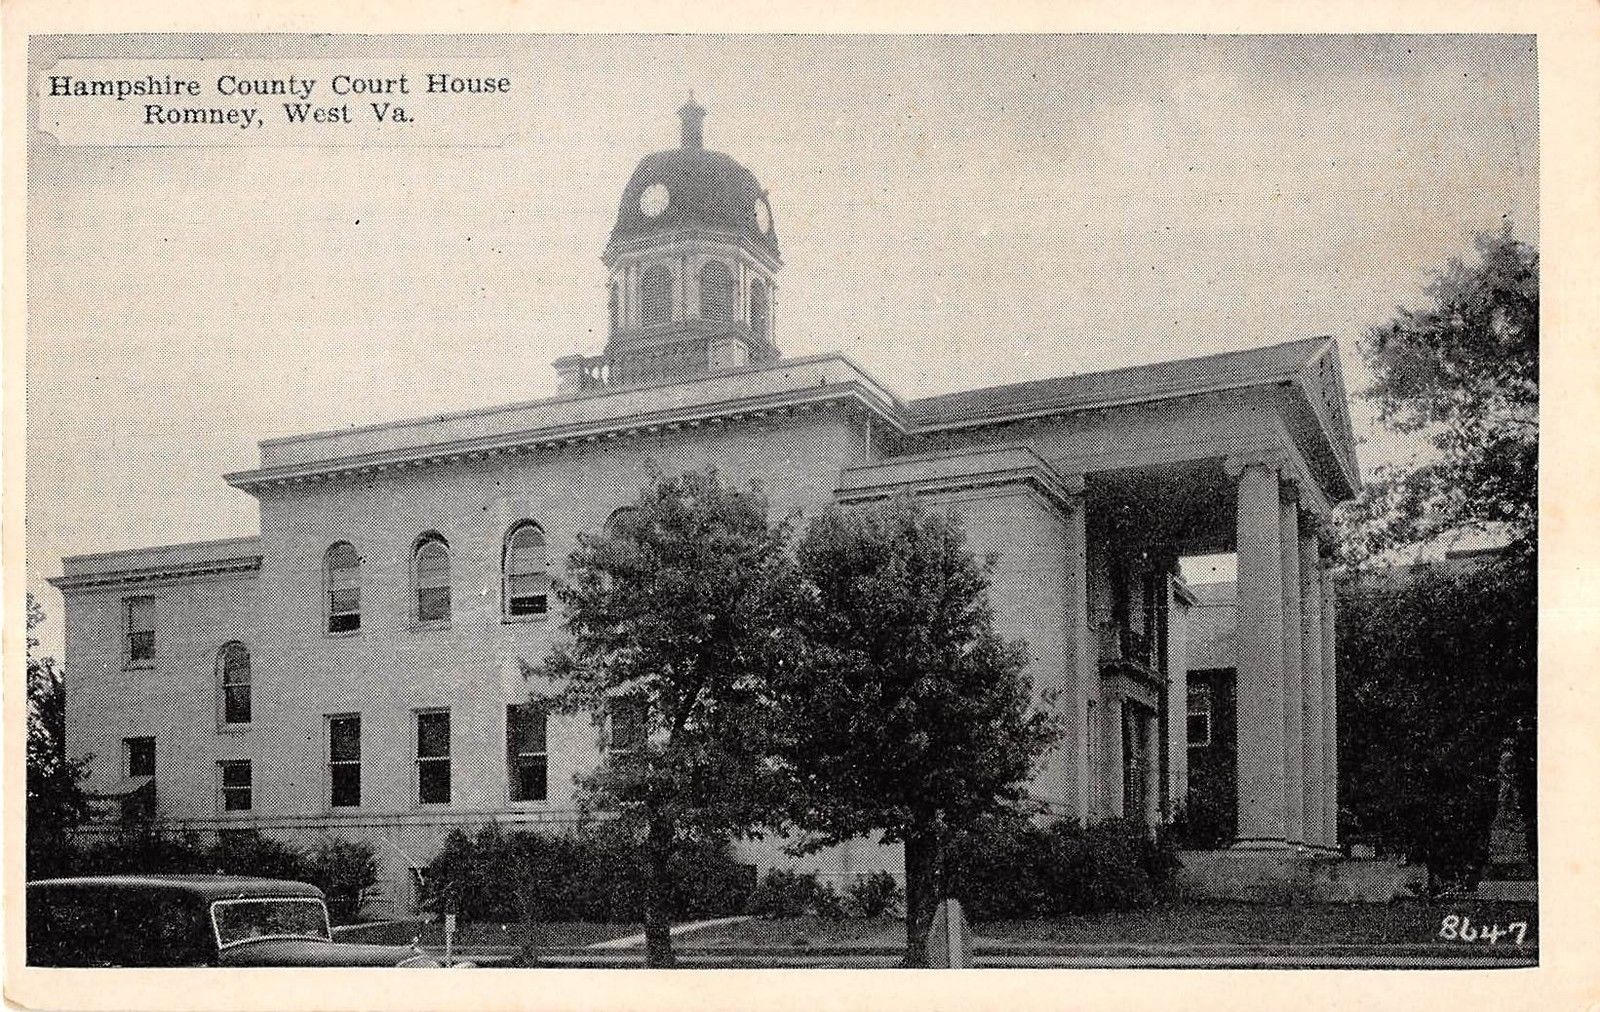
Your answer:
[526,469,803,965]
[72,825,215,876]
[211,830,310,882]
[846,870,905,918]
[1337,556,1535,889]
[776,497,1060,964]
[306,837,382,924]
[26,594,93,881]
[419,822,754,924]
[1343,224,1538,567]
[1168,777,1235,851]
[947,813,1180,921]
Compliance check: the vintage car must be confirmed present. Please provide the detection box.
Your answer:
[27,875,449,967]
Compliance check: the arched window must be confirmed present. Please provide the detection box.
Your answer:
[698,260,736,321]
[749,278,770,338]
[325,542,361,633]
[608,281,621,335]
[218,641,251,724]
[413,533,451,624]
[504,522,549,618]
[640,264,672,327]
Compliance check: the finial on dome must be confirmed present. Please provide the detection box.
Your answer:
[678,92,706,149]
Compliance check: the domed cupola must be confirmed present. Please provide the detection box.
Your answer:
[573,96,781,389]
[606,97,781,264]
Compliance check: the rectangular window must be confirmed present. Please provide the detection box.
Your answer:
[125,736,155,778]
[607,700,646,755]
[220,643,251,725]
[125,596,155,666]
[507,704,548,803]
[220,760,252,811]
[328,715,361,808]
[328,587,360,633]
[1187,683,1213,748]
[416,710,451,805]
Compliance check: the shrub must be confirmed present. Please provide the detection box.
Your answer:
[746,869,818,918]
[949,814,1180,921]
[846,870,903,918]
[307,837,381,924]
[74,825,211,876]
[211,830,310,883]
[746,868,856,919]
[811,881,849,921]
[1167,776,1235,850]
[419,822,753,923]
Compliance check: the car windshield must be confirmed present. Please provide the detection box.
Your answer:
[210,897,332,948]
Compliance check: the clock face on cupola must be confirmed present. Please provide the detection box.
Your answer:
[598,94,783,384]
[640,184,670,218]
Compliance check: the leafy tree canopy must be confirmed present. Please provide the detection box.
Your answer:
[525,469,806,965]
[1343,224,1537,566]
[27,592,93,879]
[775,497,1059,964]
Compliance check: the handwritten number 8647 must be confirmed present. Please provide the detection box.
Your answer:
[1439,915,1528,945]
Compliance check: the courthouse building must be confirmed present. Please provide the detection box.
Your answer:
[50,100,1358,907]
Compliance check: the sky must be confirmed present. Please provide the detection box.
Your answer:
[25,34,1538,649]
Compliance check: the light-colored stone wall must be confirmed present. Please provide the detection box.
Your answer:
[919,485,1075,816]
[62,405,873,902]
[61,568,262,821]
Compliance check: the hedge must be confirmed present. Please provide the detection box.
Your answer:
[58,827,380,923]
[419,822,755,923]
[948,814,1181,921]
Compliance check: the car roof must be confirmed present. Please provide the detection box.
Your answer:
[29,875,326,901]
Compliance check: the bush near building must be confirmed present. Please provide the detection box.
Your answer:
[48,827,381,923]
[948,815,1181,921]
[419,822,754,923]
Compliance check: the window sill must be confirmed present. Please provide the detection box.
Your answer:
[218,722,255,734]
[124,662,156,672]
[507,798,551,808]
[501,613,550,625]
[409,620,452,633]
[324,629,363,639]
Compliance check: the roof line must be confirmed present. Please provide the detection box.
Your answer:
[909,335,1331,418]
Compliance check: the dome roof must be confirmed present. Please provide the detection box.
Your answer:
[606,100,779,262]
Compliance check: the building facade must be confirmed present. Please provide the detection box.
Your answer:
[50,101,1358,908]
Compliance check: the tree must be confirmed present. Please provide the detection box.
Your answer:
[27,593,92,879]
[1337,560,1534,889]
[1337,224,1538,885]
[775,497,1058,966]
[527,470,806,967]
[1343,223,1537,566]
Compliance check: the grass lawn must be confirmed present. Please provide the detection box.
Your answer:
[676,900,1537,950]
[336,920,642,949]
[977,899,1538,947]
[677,917,906,949]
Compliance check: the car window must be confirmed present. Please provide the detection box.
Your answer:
[210,897,331,948]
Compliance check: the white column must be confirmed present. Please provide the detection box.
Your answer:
[1144,708,1161,829]
[1065,497,1094,826]
[1280,490,1304,846]
[1166,575,1190,815]
[1299,526,1325,849]
[1229,457,1287,847]
[1321,566,1339,849]
[1107,696,1126,818]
